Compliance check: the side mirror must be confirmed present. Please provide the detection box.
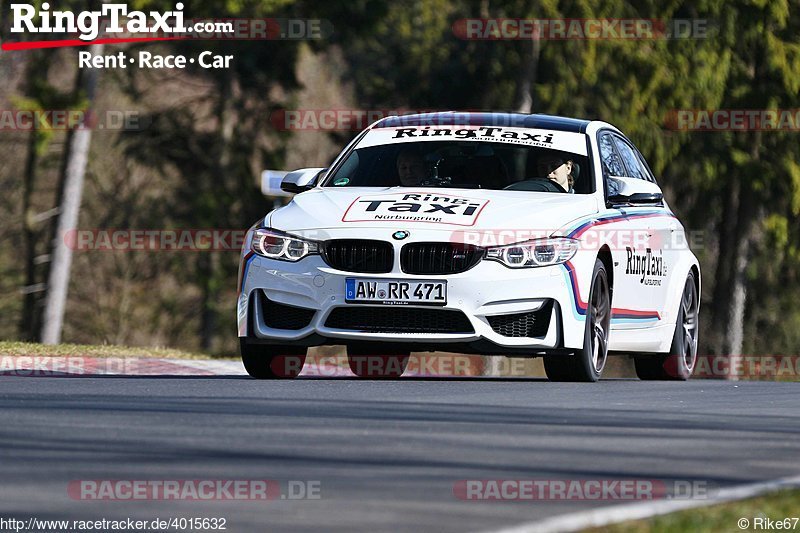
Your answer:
[280,168,326,194]
[607,176,663,206]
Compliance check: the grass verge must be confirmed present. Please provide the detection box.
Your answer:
[593,488,800,532]
[0,340,235,360]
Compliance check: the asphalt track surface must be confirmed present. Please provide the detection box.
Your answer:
[1,375,800,532]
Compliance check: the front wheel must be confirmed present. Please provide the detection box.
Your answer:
[634,271,699,380]
[544,258,611,382]
[240,339,307,379]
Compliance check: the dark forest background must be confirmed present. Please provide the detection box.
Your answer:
[1,0,799,356]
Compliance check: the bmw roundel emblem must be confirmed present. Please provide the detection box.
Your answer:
[392,230,410,240]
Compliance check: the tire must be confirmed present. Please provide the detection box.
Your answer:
[240,339,307,379]
[544,258,611,382]
[347,345,410,379]
[634,271,699,381]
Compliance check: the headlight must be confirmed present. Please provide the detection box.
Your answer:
[251,228,319,262]
[485,237,578,268]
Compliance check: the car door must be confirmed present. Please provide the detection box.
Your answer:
[633,143,680,323]
[596,131,658,328]
[611,134,671,326]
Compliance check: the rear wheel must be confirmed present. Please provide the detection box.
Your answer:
[634,272,698,380]
[347,346,410,379]
[240,339,307,379]
[544,258,611,382]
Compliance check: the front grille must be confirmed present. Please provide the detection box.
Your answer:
[322,239,394,273]
[259,291,316,330]
[400,242,483,274]
[486,300,554,338]
[325,306,474,334]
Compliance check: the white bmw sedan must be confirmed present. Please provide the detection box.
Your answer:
[237,112,700,381]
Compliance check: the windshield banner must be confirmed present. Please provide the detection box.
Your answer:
[356,125,588,155]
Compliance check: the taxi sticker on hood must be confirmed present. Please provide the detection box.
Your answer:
[342,192,490,226]
[357,125,588,156]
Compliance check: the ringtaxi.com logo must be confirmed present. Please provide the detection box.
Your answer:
[4,3,332,55]
[8,4,330,43]
[10,2,204,42]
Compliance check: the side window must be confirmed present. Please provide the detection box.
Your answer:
[598,133,626,178]
[612,136,648,181]
[334,151,359,183]
[634,149,657,184]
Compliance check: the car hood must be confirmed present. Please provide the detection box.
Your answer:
[268,187,600,241]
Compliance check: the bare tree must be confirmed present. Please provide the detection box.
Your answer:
[513,37,541,114]
[41,44,104,344]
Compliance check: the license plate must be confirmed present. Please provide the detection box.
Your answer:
[345,278,447,306]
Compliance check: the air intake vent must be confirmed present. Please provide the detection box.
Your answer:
[400,242,482,275]
[325,306,474,334]
[322,239,394,273]
[259,291,316,330]
[486,301,553,338]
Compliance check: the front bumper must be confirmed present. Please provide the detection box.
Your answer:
[238,253,588,354]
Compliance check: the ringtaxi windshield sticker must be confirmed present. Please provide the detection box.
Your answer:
[342,192,489,226]
[357,125,588,155]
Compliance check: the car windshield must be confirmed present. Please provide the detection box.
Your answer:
[324,126,592,194]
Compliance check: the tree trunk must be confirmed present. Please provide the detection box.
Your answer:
[709,178,738,352]
[514,36,540,113]
[20,127,42,340]
[18,52,54,340]
[198,74,238,352]
[198,253,218,352]
[40,44,104,344]
[710,132,761,377]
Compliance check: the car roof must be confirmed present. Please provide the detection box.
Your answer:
[372,112,593,133]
